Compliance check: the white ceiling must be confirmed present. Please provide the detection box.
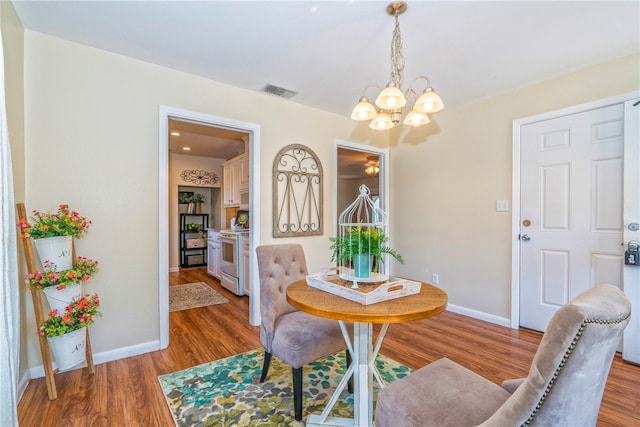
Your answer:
[12,0,639,119]
[168,118,248,159]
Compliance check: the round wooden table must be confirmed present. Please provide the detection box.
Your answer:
[286,279,448,427]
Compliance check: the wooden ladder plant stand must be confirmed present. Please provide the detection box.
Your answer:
[17,203,95,400]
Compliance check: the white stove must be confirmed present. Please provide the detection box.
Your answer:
[219,229,249,296]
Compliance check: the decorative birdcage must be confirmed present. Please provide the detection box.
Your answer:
[330,185,403,287]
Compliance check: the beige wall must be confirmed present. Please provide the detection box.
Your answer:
[1,0,28,384]
[20,30,387,369]
[390,53,640,319]
[10,22,639,372]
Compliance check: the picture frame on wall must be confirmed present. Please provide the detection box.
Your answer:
[178,191,194,204]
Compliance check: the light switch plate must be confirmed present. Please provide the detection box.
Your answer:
[496,200,509,212]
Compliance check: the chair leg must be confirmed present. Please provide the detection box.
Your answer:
[293,367,303,421]
[346,350,353,394]
[260,351,272,383]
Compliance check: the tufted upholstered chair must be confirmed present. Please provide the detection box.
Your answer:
[376,284,631,427]
[256,243,350,421]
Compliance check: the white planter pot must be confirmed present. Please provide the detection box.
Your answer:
[33,236,73,271]
[48,327,87,371]
[42,283,82,314]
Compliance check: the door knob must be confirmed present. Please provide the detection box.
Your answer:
[521,234,531,241]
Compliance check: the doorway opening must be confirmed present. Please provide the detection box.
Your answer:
[334,140,389,270]
[159,106,261,349]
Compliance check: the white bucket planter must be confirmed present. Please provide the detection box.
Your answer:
[42,283,82,314]
[48,327,87,371]
[33,236,73,271]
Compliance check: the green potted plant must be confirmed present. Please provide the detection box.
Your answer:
[184,193,205,213]
[25,256,100,314]
[17,205,92,271]
[186,223,207,242]
[39,293,101,370]
[25,257,100,291]
[191,193,205,204]
[329,226,404,279]
[39,293,102,338]
[17,205,92,240]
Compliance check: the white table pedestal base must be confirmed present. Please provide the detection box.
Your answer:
[305,321,389,427]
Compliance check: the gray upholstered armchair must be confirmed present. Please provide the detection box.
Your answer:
[376,284,631,427]
[256,243,350,421]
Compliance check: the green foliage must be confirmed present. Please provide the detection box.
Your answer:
[186,223,203,232]
[39,293,101,338]
[186,223,207,241]
[179,193,205,204]
[25,257,100,290]
[18,205,92,239]
[329,226,404,271]
[191,193,205,203]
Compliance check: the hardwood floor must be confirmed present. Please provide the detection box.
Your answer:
[18,268,640,426]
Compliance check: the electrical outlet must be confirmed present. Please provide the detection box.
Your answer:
[432,273,439,285]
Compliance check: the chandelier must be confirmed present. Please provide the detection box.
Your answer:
[350,2,444,130]
[364,156,380,176]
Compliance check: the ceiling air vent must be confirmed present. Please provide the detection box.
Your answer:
[260,84,298,99]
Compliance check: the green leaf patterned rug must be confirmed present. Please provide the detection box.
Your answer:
[158,348,411,426]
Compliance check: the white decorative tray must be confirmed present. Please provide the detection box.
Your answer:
[339,269,388,283]
[306,268,422,306]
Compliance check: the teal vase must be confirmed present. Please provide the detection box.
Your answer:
[353,254,372,279]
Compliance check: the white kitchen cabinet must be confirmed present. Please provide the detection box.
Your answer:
[207,230,221,279]
[239,154,249,191]
[222,153,248,207]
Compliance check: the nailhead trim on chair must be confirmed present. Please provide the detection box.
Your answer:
[521,313,631,427]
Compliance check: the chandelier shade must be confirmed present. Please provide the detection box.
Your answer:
[350,2,444,130]
[413,87,444,113]
[350,96,377,121]
[375,83,407,110]
[403,110,430,127]
[370,112,394,130]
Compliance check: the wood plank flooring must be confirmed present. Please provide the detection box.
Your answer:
[18,268,640,426]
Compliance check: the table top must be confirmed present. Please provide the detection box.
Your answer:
[286,279,448,324]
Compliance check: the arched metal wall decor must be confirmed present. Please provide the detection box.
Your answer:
[180,169,219,185]
[273,144,323,237]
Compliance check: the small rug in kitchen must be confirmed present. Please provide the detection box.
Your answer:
[157,348,411,427]
[169,282,229,312]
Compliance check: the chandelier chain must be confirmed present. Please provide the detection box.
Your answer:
[390,13,405,88]
[349,2,443,130]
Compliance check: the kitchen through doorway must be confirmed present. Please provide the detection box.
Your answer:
[158,106,261,349]
[167,118,249,272]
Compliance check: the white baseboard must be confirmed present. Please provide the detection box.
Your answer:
[17,370,30,402]
[28,339,161,379]
[446,304,512,328]
[169,267,179,273]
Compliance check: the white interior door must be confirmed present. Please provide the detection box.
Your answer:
[623,98,640,364]
[520,104,625,332]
